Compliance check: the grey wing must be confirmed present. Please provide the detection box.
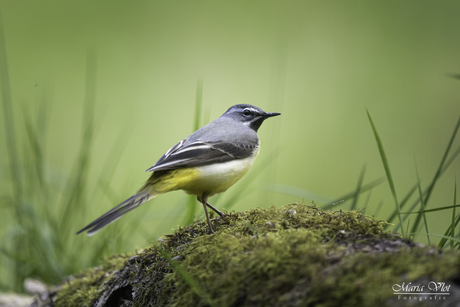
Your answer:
[146,139,258,172]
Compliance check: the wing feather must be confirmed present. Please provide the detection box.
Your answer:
[146,139,257,172]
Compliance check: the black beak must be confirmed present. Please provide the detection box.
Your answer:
[264,112,281,118]
[250,111,281,132]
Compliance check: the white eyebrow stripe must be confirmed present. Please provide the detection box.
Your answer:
[170,144,210,155]
[245,107,260,113]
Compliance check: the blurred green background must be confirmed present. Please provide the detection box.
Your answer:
[1,0,460,292]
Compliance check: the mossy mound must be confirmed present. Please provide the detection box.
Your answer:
[46,203,460,307]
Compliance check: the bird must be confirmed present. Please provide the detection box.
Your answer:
[77,104,281,235]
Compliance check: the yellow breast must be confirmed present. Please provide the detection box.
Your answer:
[143,146,260,199]
[151,147,258,197]
[186,149,259,196]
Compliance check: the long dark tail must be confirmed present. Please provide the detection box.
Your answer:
[76,191,154,236]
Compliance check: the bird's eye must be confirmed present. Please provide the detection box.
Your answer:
[243,109,251,116]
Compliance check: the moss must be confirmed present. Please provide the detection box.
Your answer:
[49,203,460,307]
[53,254,131,307]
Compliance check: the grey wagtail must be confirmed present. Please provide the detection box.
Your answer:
[77,104,280,235]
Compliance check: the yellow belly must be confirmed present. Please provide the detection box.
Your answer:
[145,148,259,198]
[182,153,258,196]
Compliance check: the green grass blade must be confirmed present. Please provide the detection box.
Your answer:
[269,177,385,209]
[193,79,203,131]
[362,190,372,214]
[373,200,384,217]
[88,119,135,202]
[442,145,460,174]
[412,233,460,245]
[451,178,457,248]
[406,219,410,239]
[76,129,135,258]
[392,120,460,232]
[351,164,366,210]
[414,160,430,245]
[266,184,334,205]
[331,177,386,206]
[183,80,203,226]
[367,110,405,237]
[395,143,460,232]
[447,73,460,80]
[401,204,460,214]
[184,195,198,226]
[386,184,417,228]
[401,144,460,216]
[422,115,460,206]
[438,213,460,249]
[0,9,25,291]
[94,126,134,204]
[0,8,21,198]
[60,49,97,234]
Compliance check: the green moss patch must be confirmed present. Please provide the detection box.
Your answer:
[53,254,131,307]
[49,203,460,307]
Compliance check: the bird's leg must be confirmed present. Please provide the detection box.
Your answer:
[198,196,215,234]
[206,202,226,218]
[202,202,215,234]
